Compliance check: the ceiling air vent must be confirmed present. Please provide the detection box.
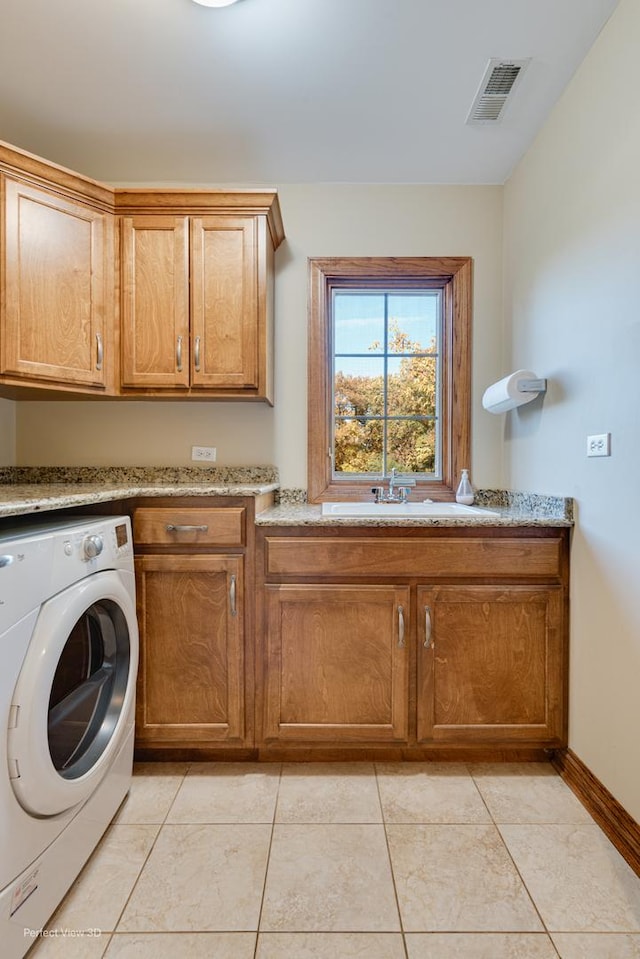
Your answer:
[466,59,530,125]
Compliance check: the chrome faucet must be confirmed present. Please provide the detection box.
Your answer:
[371,468,416,504]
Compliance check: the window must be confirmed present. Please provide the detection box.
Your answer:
[333,289,441,477]
[308,257,471,502]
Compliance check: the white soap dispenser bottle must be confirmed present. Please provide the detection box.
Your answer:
[455,469,474,505]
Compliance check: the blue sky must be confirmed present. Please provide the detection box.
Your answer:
[333,291,440,378]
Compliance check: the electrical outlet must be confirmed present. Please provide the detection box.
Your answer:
[191,446,217,462]
[587,433,611,457]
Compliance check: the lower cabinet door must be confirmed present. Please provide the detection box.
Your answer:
[135,554,244,744]
[416,585,565,744]
[263,584,410,743]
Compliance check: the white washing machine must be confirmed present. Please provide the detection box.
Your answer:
[0,515,138,959]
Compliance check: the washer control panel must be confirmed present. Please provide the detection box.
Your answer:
[59,521,131,564]
[52,517,134,591]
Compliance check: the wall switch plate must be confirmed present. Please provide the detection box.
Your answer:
[587,433,611,457]
[192,446,217,462]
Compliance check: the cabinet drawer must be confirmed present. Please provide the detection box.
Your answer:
[265,536,562,579]
[134,508,245,547]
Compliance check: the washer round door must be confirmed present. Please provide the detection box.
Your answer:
[8,569,138,817]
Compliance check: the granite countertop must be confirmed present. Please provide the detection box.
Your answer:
[0,482,279,519]
[257,488,574,528]
[254,502,572,528]
[0,466,279,520]
[0,469,573,527]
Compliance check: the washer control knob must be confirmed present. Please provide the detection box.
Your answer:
[83,534,104,559]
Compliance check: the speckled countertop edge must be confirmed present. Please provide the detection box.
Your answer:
[254,502,572,528]
[269,486,573,527]
[0,482,279,519]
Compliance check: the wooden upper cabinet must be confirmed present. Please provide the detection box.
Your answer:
[120,216,189,389]
[117,191,283,401]
[0,144,284,400]
[191,216,259,390]
[1,174,114,390]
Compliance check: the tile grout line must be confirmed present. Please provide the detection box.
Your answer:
[107,762,193,943]
[374,762,411,959]
[252,762,283,958]
[466,764,562,958]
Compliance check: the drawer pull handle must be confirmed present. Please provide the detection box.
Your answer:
[194,335,201,372]
[424,606,433,649]
[176,335,183,372]
[165,524,209,533]
[230,574,237,616]
[398,605,405,648]
[95,333,103,371]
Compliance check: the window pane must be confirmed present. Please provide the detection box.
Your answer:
[388,294,438,353]
[387,419,437,474]
[330,284,445,481]
[334,418,383,474]
[334,357,384,417]
[334,293,385,355]
[387,355,437,418]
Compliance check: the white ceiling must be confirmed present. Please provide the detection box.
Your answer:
[0,0,620,185]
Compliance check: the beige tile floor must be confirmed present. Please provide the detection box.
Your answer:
[29,762,640,959]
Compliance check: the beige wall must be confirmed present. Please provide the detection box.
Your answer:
[0,398,15,465]
[17,183,506,489]
[504,0,640,818]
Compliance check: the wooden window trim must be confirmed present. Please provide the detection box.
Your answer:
[308,256,472,503]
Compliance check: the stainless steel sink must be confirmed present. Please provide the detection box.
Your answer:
[320,502,500,518]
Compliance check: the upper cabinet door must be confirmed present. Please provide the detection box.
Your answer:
[1,176,112,388]
[190,216,259,390]
[120,216,190,389]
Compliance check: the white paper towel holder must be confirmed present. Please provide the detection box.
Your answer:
[482,369,547,414]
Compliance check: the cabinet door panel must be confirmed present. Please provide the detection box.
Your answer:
[1,176,111,387]
[264,584,409,743]
[417,585,564,743]
[191,216,258,389]
[135,555,244,743]
[121,216,189,388]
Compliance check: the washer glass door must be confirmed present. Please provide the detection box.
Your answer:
[8,569,138,817]
[48,598,130,780]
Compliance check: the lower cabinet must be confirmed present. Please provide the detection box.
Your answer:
[133,515,570,758]
[135,553,245,745]
[264,584,409,742]
[257,529,569,754]
[416,585,564,743]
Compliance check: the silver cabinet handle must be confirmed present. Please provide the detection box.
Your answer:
[165,524,209,533]
[95,333,103,371]
[398,605,405,647]
[230,574,237,617]
[176,335,183,372]
[424,605,433,649]
[194,335,201,372]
